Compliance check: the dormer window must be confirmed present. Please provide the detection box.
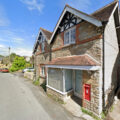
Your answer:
[64,27,76,45]
[41,42,45,52]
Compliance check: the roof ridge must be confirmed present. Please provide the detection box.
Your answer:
[40,27,52,33]
[91,0,118,15]
[65,4,100,21]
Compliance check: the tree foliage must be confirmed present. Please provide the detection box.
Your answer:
[10,56,26,72]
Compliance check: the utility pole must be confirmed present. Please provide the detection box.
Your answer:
[8,47,11,64]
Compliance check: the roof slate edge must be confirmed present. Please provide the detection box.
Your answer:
[49,5,102,44]
[33,27,52,54]
[91,0,118,15]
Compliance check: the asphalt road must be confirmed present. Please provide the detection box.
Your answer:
[0,73,80,120]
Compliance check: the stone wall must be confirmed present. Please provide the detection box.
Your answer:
[51,21,102,63]
[52,39,102,63]
[76,21,101,43]
[47,87,74,102]
[34,42,50,80]
[47,87,66,102]
[82,70,100,115]
[39,76,46,84]
[24,72,34,80]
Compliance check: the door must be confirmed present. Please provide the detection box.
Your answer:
[74,70,83,98]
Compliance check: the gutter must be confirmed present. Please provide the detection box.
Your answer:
[102,21,107,112]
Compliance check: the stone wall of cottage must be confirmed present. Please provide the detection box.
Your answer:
[82,70,100,115]
[34,41,50,83]
[48,21,103,115]
[52,39,102,63]
[51,21,102,63]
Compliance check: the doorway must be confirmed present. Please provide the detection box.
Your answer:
[74,70,83,98]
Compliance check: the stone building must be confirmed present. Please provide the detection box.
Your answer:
[33,1,120,116]
[33,27,52,84]
[45,1,120,115]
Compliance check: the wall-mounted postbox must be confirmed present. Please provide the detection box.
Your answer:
[84,84,91,101]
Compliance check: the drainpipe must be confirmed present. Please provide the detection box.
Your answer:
[102,21,107,112]
[49,44,52,61]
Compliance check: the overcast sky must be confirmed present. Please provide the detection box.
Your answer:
[0,0,117,56]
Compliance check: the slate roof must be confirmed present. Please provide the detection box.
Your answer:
[46,55,100,66]
[40,27,52,40]
[91,1,118,22]
[33,28,52,54]
[66,1,117,22]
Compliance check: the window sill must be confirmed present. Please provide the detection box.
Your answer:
[63,43,75,48]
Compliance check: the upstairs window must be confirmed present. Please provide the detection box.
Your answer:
[64,27,76,45]
[41,42,45,52]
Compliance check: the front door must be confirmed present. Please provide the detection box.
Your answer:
[74,70,83,98]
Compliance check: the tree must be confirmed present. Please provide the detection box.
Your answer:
[10,56,26,72]
[10,53,19,63]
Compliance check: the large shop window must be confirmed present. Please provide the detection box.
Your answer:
[65,70,73,92]
[48,68,63,92]
[64,27,76,45]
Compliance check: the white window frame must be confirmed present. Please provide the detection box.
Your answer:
[64,27,76,45]
[40,66,45,76]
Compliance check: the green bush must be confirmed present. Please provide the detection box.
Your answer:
[10,56,26,72]
[101,112,106,119]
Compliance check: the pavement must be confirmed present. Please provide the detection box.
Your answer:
[0,73,82,120]
[63,98,94,120]
[106,98,120,120]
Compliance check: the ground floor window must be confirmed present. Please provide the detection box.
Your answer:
[48,68,63,92]
[65,69,73,92]
[40,66,45,76]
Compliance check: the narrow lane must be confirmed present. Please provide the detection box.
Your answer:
[0,73,79,120]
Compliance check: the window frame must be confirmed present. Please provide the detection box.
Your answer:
[40,66,45,76]
[64,27,76,45]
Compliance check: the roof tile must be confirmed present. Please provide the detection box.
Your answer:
[46,55,100,66]
[91,1,117,21]
[40,27,52,40]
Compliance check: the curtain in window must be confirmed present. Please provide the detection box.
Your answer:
[71,28,76,43]
[41,42,45,52]
[64,31,69,45]
[40,66,45,76]
[65,70,73,92]
[48,68,63,92]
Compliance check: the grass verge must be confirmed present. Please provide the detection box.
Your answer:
[33,80,39,86]
[81,107,101,120]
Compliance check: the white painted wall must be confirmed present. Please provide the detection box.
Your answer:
[104,14,119,98]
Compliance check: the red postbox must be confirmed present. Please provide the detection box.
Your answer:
[84,84,91,101]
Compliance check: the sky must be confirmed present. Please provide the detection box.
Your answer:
[0,0,118,56]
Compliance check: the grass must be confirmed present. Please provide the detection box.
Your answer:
[81,107,101,120]
[100,112,106,120]
[47,94,64,104]
[33,80,39,86]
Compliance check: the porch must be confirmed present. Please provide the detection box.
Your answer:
[46,55,101,114]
